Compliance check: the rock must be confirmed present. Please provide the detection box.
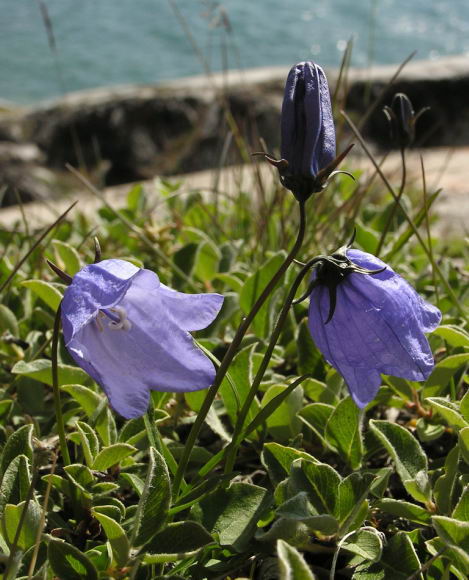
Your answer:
[0,55,468,205]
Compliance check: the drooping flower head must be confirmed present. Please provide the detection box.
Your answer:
[383,92,429,148]
[307,246,441,407]
[61,259,223,418]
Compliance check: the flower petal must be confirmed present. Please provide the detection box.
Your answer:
[62,259,142,341]
[158,284,224,331]
[308,251,441,407]
[66,269,217,418]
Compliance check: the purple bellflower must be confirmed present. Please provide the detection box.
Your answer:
[61,259,223,419]
[307,248,441,408]
[263,61,351,201]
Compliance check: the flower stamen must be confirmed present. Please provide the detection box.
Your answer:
[101,306,132,331]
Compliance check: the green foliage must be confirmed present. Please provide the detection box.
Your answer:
[0,134,466,579]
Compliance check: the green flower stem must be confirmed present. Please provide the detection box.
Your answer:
[144,407,181,481]
[172,199,307,497]
[375,146,407,257]
[224,256,323,475]
[52,304,71,466]
[342,110,467,321]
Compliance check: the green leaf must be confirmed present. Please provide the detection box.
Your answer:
[298,403,335,448]
[133,447,171,547]
[191,482,270,552]
[61,384,114,445]
[459,427,469,464]
[369,420,431,503]
[21,279,63,310]
[261,384,303,442]
[2,501,41,550]
[219,345,261,430]
[376,498,431,525]
[0,304,19,336]
[61,384,101,415]
[119,472,144,497]
[193,240,221,283]
[48,538,98,580]
[277,539,316,579]
[64,464,94,498]
[416,418,446,442]
[12,359,88,387]
[453,486,469,520]
[52,239,82,276]
[355,531,423,579]
[460,389,469,422]
[261,443,318,488]
[434,446,460,514]
[0,455,31,514]
[341,528,383,562]
[423,353,469,397]
[92,444,136,471]
[0,424,33,479]
[75,421,100,467]
[432,325,469,349]
[290,460,340,516]
[432,516,469,574]
[335,473,375,534]
[426,397,468,429]
[239,251,286,338]
[91,510,129,567]
[143,521,213,562]
[275,493,338,536]
[296,318,322,377]
[325,397,363,470]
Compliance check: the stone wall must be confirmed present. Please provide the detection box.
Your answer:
[0,56,468,205]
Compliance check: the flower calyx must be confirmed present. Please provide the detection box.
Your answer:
[295,232,386,323]
[255,143,355,202]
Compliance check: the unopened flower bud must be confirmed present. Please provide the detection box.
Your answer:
[383,92,429,148]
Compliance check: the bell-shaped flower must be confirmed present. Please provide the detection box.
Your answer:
[307,249,441,407]
[262,61,352,201]
[61,259,223,418]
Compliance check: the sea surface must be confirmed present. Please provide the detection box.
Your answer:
[1,0,469,104]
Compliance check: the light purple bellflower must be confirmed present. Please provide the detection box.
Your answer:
[61,259,223,418]
[279,61,336,200]
[308,249,441,408]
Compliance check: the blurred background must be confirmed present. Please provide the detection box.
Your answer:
[0,0,468,223]
[2,0,469,104]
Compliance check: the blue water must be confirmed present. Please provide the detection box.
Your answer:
[1,0,469,104]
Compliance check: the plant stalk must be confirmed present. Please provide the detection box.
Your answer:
[172,200,307,496]
[52,304,71,466]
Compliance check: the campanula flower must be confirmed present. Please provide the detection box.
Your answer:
[261,61,352,201]
[61,259,223,418]
[307,249,441,407]
[383,92,429,148]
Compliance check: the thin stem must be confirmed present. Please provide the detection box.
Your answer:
[420,155,440,306]
[52,304,71,466]
[342,110,467,321]
[224,256,323,474]
[27,452,58,579]
[375,146,406,256]
[3,464,38,580]
[172,200,307,497]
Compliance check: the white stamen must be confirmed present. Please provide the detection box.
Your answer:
[108,306,132,331]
